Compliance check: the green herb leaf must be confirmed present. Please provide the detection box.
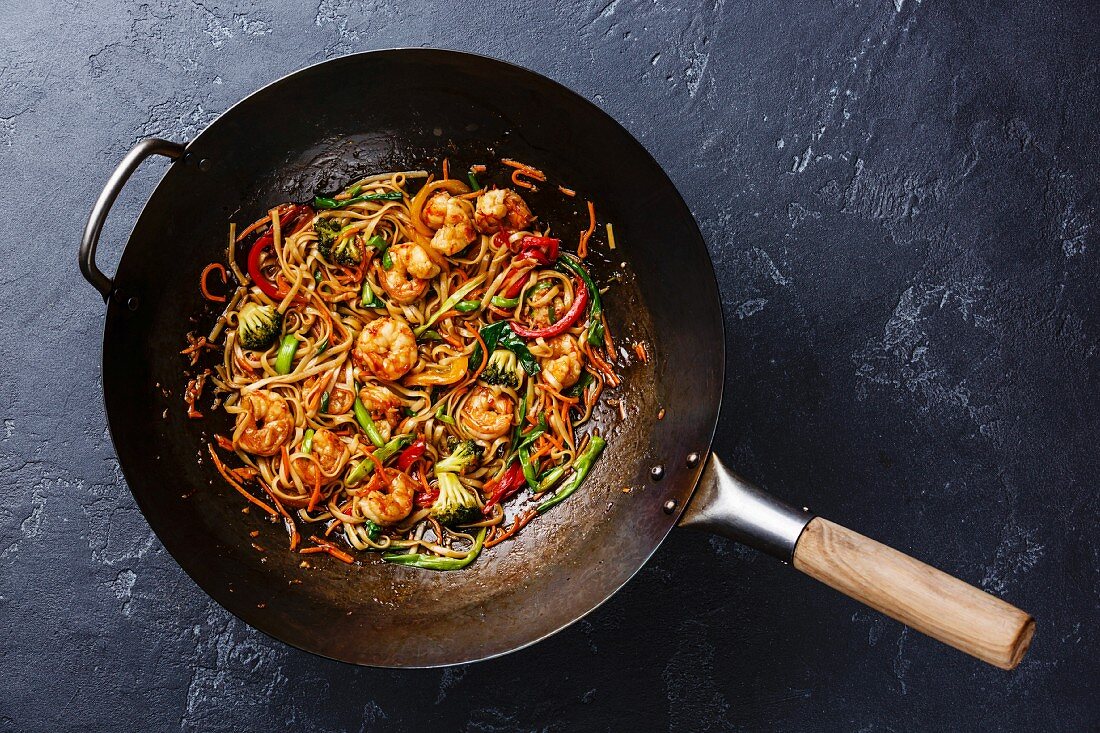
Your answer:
[314,191,403,209]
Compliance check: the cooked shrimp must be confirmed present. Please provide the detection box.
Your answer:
[294,428,345,487]
[235,390,293,456]
[429,197,477,256]
[461,385,514,440]
[359,383,404,442]
[377,242,440,304]
[360,469,416,525]
[538,333,583,390]
[352,317,418,381]
[474,188,535,234]
[327,387,355,414]
[422,190,452,229]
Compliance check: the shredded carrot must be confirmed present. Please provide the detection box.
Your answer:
[501,158,546,179]
[585,342,620,386]
[231,466,258,482]
[309,536,354,563]
[633,342,649,364]
[214,434,234,452]
[364,447,387,476]
[307,469,323,512]
[577,201,596,259]
[207,444,277,516]
[234,206,285,242]
[325,546,354,563]
[502,158,546,191]
[511,169,538,190]
[299,546,326,555]
[558,185,576,197]
[485,509,538,548]
[602,314,615,364]
[415,461,432,494]
[606,222,617,250]
[442,158,450,180]
[471,164,486,174]
[200,263,228,302]
[469,328,490,381]
[255,477,299,550]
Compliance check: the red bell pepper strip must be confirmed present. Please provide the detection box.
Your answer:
[481,461,527,515]
[246,205,314,300]
[509,278,588,339]
[513,236,559,260]
[396,438,426,472]
[414,488,438,508]
[500,236,561,298]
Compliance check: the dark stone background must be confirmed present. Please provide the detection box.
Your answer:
[1,1,1096,730]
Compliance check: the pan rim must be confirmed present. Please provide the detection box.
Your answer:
[99,46,727,668]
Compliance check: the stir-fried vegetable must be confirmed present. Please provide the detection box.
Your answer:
[236,302,282,350]
[314,191,403,209]
[353,395,386,448]
[274,334,300,374]
[246,205,314,301]
[537,436,607,513]
[481,461,526,515]
[382,527,486,571]
[557,254,604,345]
[471,321,540,375]
[360,281,384,308]
[480,349,521,388]
[396,438,426,472]
[414,274,485,336]
[344,435,411,486]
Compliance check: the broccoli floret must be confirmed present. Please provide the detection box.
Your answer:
[330,235,362,266]
[237,302,282,350]
[480,349,521,388]
[314,217,341,259]
[435,439,483,475]
[430,472,481,526]
[314,217,362,266]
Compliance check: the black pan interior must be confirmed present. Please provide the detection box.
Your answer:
[102,50,724,666]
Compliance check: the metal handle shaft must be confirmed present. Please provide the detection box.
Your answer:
[80,138,186,301]
[678,454,813,561]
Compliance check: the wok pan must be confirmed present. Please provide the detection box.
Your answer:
[80,49,1034,669]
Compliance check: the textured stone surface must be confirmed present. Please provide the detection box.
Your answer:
[1,1,1097,730]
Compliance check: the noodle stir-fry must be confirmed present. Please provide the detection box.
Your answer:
[191,162,619,570]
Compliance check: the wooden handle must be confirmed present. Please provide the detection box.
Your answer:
[793,518,1035,670]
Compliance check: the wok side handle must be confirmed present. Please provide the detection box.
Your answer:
[679,455,1034,670]
[80,138,186,301]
